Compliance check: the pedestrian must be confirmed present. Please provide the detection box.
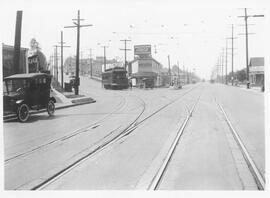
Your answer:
[129,80,132,90]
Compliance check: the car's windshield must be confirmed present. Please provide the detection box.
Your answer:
[4,79,30,95]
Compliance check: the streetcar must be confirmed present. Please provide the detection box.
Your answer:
[101,67,129,89]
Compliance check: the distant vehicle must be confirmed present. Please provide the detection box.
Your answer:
[210,79,215,83]
[169,80,182,90]
[3,73,56,122]
[142,78,154,89]
[102,67,129,89]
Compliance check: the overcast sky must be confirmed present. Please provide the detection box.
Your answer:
[0,0,267,79]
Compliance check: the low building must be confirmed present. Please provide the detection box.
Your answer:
[2,43,28,78]
[129,45,163,87]
[129,57,163,87]
[249,57,264,85]
[28,49,48,73]
[64,56,122,77]
[2,43,48,78]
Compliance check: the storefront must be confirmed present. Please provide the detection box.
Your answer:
[249,57,264,86]
[129,45,163,87]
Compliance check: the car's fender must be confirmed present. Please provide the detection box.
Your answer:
[49,97,56,103]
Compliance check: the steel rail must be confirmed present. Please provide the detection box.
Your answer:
[148,89,203,190]
[30,97,146,190]
[5,95,127,163]
[30,85,200,190]
[216,101,265,190]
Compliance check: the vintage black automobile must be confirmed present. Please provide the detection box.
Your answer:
[3,73,56,122]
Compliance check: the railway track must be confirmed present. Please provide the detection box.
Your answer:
[139,88,264,190]
[146,88,203,190]
[215,99,265,190]
[5,94,128,163]
[29,85,201,190]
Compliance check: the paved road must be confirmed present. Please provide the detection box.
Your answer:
[3,78,264,190]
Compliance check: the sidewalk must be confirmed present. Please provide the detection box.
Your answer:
[51,88,96,109]
[227,83,263,93]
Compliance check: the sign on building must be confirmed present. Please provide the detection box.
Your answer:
[134,45,151,56]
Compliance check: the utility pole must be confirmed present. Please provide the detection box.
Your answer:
[227,24,237,85]
[216,63,219,82]
[183,64,186,84]
[59,31,70,89]
[53,45,59,82]
[221,48,225,84]
[64,10,92,95]
[101,46,108,71]
[168,55,171,84]
[88,48,93,78]
[13,10,23,74]
[225,39,228,84]
[49,54,54,75]
[221,48,224,84]
[120,39,131,72]
[177,61,180,80]
[238,8,264,89]
[217,58,221,83]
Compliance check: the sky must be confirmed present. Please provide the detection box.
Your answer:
[0,0,267,79]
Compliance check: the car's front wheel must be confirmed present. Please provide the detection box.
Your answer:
[17,103,30,122]
[47,100,55,116]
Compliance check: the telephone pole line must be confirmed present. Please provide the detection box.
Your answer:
[120,39,131,73]
[227,24,237,85]
[177,61,180,80]
[168,55,171,83]
[58,31,70,89]
[221,48,224,84]
[101,46,108,71]
[88,48,93,78]
[53,45,59,82]
[64,10,92,95]
[14,10,23,74]
[238,8,264,88]
[225,38,228,85]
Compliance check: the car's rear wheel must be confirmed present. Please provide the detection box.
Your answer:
[47,100,55,116]
[17,104,30,122]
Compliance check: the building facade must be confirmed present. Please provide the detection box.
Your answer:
[2,43,28,78]
[129,45,163,87]
[249,57,264,86]
[64,56,122,77]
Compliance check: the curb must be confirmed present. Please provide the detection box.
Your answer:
[3,98,96,122]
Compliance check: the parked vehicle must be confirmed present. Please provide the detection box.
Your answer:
[102,67,129,89]
[169,79,182,90]
[142,78,154,89]
[3,73,56,122]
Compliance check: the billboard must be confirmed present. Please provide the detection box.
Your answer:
[134,45,151,56]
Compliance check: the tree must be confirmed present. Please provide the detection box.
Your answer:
[227,68,247,83]
[30,38,41,51]
[28,38,47,71]
[236,68,246,82]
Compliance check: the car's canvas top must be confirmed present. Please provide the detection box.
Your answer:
[4,73,51,80]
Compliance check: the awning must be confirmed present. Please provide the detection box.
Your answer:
[131,72,157,78]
